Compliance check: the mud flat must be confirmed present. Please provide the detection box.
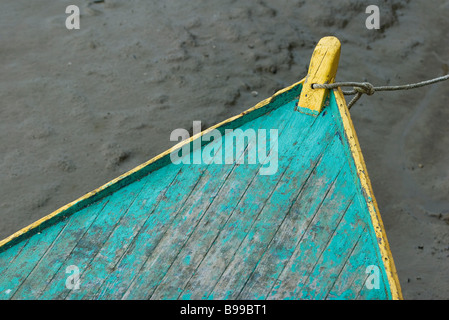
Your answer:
[0,0,448,299]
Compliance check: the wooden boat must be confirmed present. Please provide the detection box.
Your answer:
[0,37,402,300]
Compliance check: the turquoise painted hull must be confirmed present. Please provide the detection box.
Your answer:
[0,83,396,300]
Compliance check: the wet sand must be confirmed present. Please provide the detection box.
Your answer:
[1,0,448,299]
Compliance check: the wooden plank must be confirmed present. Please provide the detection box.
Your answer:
[121,102,294,300]
[148,101,311,300]
[0,81,304,254]
[265,138,354,299]
[325,231,372,299]
[0,221,68,299]
[95,129,229,299]
[295,201,367,299]
[0,36,401,300]
[0,81,302,297]
[356,233,392,299]
[331,89,402,299]
[144,140,259,299]
[38,164,178,300]
[296,37,340,115]
[206,117,339,299]
[10,197,109,300]
[63,161,201,300]
[237,150,352,300]
[268,196,355,300]
[0,240,29,275]
[37,179,144,300]
[217,133,346,300]
[179,108,336,300]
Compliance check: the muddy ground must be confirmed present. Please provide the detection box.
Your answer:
[1,0,448,299]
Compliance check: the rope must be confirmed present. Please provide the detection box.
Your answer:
[312,74,449,109]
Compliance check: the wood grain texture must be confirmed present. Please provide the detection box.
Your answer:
[0,65,401,300]
[10,197,110,300]
[0,221,68,299]
[147,105,295,300]
[0,79,305,253]
[332,88,402,299]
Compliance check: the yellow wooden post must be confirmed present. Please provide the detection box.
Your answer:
[296,36,341,115]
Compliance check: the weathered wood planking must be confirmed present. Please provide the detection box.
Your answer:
[332,88,401,299]
[0,79,304,254]
[66,162,206,300]
[238,149,351,300]
[175,102,321,300]
[106,107,290,300]
[11,197,110,300]
[41,167,176,300]
[142,104,296,300]
[0,37,402,299]
[0,222,68,299]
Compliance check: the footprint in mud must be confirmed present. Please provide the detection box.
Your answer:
[101,142,132,169]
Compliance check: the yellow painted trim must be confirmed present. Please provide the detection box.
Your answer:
[0,78,305,250]
[0,65,403,301]
[297,36,341,115]
[333,88,403,300]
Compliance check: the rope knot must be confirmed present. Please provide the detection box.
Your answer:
[354,82,375,96]
[310,74,448,109]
